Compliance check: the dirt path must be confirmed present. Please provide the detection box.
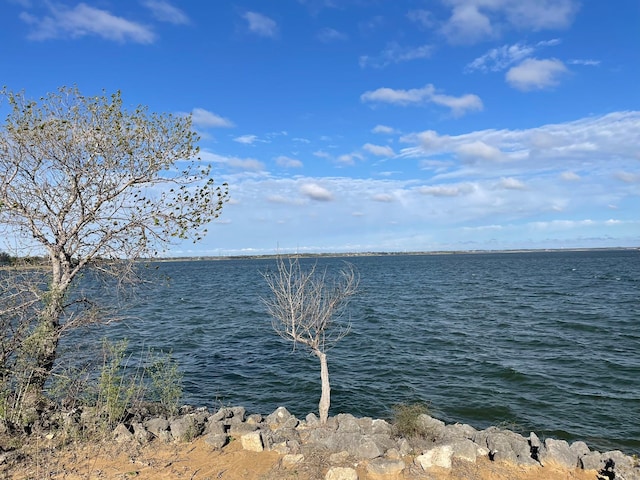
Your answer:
[5,436,600,480]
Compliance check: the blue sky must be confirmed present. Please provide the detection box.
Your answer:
[2,0,639,256]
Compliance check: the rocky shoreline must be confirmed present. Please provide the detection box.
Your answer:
[4,404,637,479]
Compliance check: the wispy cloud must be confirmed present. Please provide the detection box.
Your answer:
[191,108,234,128]
[234,134,260,145]
[317,27,347,42]
[361,84,483,117]
[363,143,395,157]
[359,42,433,68]
[20,2,155,43]
[372,125,397,134]
[276,156,303,168]
[466,39,560,72]
[142,0,189,25]
[243,11,277,37]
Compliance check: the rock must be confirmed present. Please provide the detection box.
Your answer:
[131,422,153,443]
[113,423,134,443]
[228,422,258,436]
[337,414,362,433]
[416,414,446,440]
[144,417,170,437]
[415,445,453,470]
[539,438,578,468]
[329,451,351,464]
[241,431,263,452]
[445,423,477,440]
[266,406,294,426]
[397,438,412,456]
[450,439,479,463]
[366,458,405,476]
[529,432,542,461]
[354,437,384,459]
[325,466,358,480]
[245,413,262,425]
[210,406,245,424]
[478,428,537,465]
[205,420,226,435]
[169,414,204,442]
[305,412,320,426]
[600,451,640,480]
[282,454,304,466]
[580,451,605,470]
[204,433,228,449]
[371,419,392,436]
[570,441,590,458]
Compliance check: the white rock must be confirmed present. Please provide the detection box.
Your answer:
[325,466,359,480]
[240,431,263,452]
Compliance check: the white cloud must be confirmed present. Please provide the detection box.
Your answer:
[361,84,483,116]
[420,183,475,197]
[276,156,303,168]
[20,3,155,43]
[407,9,434,28]
[568,59,601,66]
[466,42,536,72]
[200,151,265,172]
[506,58,569,91]
[561,171,581,181]
[336,153,364,165]
[142,0,189,25]
[456,141,504,162]
[313,150,332,159]
[497,177,527,190]
[225,157,265,171]
[372,193,395,202]
[363,143,395,157]
[359,42,433,68]
[372,125,397,134]
[317,27,347,42]
[243,11,277,37]
[234,134,259,145]
[300,183,334,201]
[441,3,493,44]
[440,0,579,45]
[191,108,234,128]
[614,172,640,183]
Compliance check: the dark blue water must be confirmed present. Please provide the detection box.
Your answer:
[64,250,640,454]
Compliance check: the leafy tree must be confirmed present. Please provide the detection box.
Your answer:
[262,257,359,424]
[0,86,227,417]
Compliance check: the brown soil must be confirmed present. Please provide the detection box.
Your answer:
[3,436,601,480]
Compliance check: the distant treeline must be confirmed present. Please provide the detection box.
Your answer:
[0,252,49,266]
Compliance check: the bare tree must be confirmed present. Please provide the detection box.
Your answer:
[0,86,228,416]
[262,256,359,424]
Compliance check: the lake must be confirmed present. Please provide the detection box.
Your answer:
[62,249,640,454]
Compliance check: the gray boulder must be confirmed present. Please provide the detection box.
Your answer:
[539,438,578,468]
[475,428,537,465]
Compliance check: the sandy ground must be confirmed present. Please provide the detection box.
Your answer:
[4,436,601,480]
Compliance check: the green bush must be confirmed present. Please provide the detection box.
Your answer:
[147,349,183,416]
[391,402,430,438]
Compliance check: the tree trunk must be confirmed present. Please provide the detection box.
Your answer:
[19,289,64,416]
[316,350,330,424]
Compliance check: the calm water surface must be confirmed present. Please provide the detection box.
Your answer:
[64,250,640,454]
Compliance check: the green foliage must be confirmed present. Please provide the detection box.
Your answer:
[147,349,183,416]
[391,402,430,438]
[95,338,144,429]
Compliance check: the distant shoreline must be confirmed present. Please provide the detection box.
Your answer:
[149,246,639,262]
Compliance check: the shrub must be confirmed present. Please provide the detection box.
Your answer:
[391,402,430,438]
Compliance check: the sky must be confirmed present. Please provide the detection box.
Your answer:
[1,0,639,256]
